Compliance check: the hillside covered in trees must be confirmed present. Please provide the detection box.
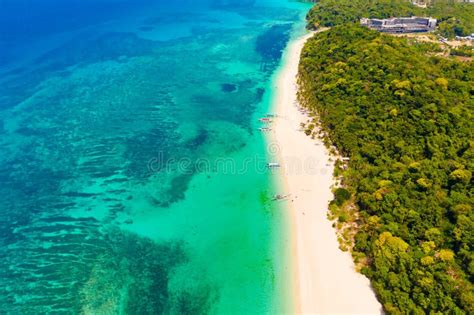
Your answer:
[306,0,474,38]
[298,25,473,313]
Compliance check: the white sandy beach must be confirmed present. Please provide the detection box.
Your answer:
[269,32,382,314]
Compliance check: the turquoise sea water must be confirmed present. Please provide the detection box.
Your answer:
[0,1,310,313]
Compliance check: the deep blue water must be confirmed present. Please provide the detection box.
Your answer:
[0,0,310,313]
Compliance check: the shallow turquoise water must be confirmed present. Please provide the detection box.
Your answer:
[0,1,310,313]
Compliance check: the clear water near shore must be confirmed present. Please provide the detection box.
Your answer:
[0,0,310,313]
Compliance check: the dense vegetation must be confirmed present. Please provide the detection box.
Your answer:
[450,45,474,58]
[430,1,474,38]
[306,0,474,38]
[298,25,473,313]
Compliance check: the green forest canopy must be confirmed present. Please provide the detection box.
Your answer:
[306,0,474,38]
[298,25,473,313]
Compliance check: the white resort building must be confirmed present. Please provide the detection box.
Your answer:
[360,17,437,33]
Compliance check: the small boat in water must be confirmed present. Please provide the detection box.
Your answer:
[258,127,272,132]
[259,118,272,123]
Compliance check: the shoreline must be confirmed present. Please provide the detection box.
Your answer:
[268,31,382,314]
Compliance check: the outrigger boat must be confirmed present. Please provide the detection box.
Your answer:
[258,127,272,132]
[265,114,277,118]
[259,118,272,123]
[267,162,280,168]
[272,194,291,201]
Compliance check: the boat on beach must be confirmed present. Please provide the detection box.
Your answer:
[267,162,281,168]
[272,194,291,201]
